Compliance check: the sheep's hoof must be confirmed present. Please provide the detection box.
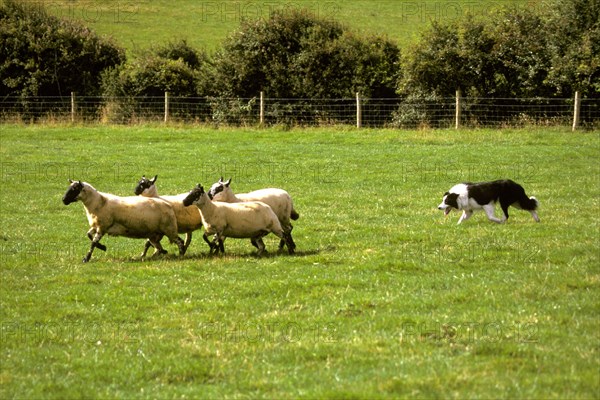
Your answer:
[150,250,168,258]
[255,250,266,257]
[82,256,90,263]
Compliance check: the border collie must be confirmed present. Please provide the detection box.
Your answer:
[438,179,540,224]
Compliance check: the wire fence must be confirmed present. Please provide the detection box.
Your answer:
[1,94,598,129]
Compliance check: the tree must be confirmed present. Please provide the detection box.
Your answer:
[102,40,211,98]
[210,9,400,99]
[100,39,212,122]
[544,0,600,97]
[0,0,125,98]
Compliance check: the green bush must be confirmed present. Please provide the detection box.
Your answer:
[211,9,400,99]
[399,1,598,99]
[209,8,400,124]
[0,0,124,100]
[544,0,600,97]
[100,40,212,123]
[396,0,599,126]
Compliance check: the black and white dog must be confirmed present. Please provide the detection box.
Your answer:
[438,179,540,224]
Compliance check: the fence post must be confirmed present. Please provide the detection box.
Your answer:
[71,92,76,123]
[572,91,580,132]
[356,92,362,128]
[164,91,169,123]
[260,91,264,126]
[455,89,462,129]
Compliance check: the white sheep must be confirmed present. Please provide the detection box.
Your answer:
[134,175,203,252]
[207,177,299,254]
[62,180,185,262]
[182,184,293,256]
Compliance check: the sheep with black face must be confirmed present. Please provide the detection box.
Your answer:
[63,180,185,262]
[183,184,293,256]
[207,177,298,254]
[134,175,203,252]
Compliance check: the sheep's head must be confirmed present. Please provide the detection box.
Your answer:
[207,177,231,200]
[182,185,206,207]
[63,180,84,205]
[134,175,157,196]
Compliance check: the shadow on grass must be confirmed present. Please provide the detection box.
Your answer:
[101,246,329,264]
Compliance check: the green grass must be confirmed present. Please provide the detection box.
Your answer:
[41,0,538,53]
[1,124,599,398]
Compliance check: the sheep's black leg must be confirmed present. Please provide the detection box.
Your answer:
[83,233,105,263]
[174,236,186,256]
[254,236,266,257]
[183,232,192,253]
[279,225,295,253]
[140,240,153,258]
[203,232,219,254]
[87,229,107,251]
[285,232,296,255]
[148,239,168,259]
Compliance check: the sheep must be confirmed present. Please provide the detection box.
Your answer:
[182,184,294,256]
[207,177,299,254]
[134,175,203,252]
[62,180,185,262]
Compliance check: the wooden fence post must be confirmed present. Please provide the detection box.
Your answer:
[455,89,462,129]
[356,92,362,128]
[260,91,264,126]
[71,92,76,123]
[572,91,580,132]
[164,91,169,123]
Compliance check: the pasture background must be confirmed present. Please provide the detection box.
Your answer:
[0,124,598,398]
[42,0,539,53]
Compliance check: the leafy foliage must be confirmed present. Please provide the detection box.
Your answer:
[544,0,600,97]
[100,40,212,122]
[0,0,124,98]
[399,1,598,99]
[210,9,400,99]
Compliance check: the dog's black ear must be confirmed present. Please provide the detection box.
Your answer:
[443,191,449,196]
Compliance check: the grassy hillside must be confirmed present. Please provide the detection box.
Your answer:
[0,125,598,398]
[40,0,539,53]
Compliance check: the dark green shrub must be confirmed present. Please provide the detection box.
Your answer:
[100,40,212,122]
[211,9,400,99]
[0,0,125,100]
[210,8,400,124]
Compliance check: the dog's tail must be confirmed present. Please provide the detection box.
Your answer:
[519,196,539,211]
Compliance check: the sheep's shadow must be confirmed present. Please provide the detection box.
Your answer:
[103,247,326,264]
[182,247,324,261]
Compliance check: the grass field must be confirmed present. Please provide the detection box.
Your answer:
[0,124,598,398]
[40,0,539,53]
